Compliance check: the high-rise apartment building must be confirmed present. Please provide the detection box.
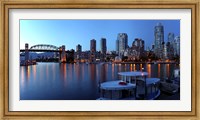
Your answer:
[117,33,128,53]
[76,44,82,53]
[132,38,145,57]
[100,38,107,54]
[116,39,119,53]
[132,38,144,50]
[174,36,180,56]
[164,42,171,60]
[90,39,96,62]
[90,39,96,53]
[154,23,164,59]
[76,44,82,60]
[168,33,174,43]
[167,33,175,59]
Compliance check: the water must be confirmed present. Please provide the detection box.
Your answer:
[20,62,179,100]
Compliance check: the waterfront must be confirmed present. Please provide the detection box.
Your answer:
[20,62,179,100]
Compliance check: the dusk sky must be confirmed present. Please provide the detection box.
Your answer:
[20,20,180,51]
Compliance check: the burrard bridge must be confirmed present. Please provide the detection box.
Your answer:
[20,43,73,63]
[20,44,61,52]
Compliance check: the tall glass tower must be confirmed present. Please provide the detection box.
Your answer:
[90,39,96,62]
[100,38,107,54]
[168,33,174,43]
[116,39,119,53]
[76,44,82,60]
[76,44,82,53]
[154,23,164,59]
[90,39,96,53]
[174,36,180,56]
[117,33,128,53]
[167,33,175,59]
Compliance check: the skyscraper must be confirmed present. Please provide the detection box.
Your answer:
[174,36,180,56]
[131,38,145,59]
[76,44,82,53]
[132,38,144,50]
[168,33,175,59]
[116,39,119,53]
[76,44,82,60]
[154,23,164,59]
[165,42,171,60]
[90,39,96,62]
[168,33,174,43]
[100,38,107,54]
[132,38,145,55]
[90,39,96,53]
[117,33,128,54]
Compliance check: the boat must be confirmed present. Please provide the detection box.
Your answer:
[20,60,37,66]
[159,69,180,94]
[159,82,179,94]
[98,80,136,100]
[97,71,161,100]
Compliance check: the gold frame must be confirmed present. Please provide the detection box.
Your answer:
[0,0,199,119]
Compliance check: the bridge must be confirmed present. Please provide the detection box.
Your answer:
[20,44,72,63]
[20,44,61,52]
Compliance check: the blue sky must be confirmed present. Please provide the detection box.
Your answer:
[20,20,180,51]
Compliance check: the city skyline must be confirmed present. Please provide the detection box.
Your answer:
[20,20,181,101]
[20,20,180,51]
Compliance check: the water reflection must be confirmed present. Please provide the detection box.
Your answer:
[90,64,96,81]
[162,64,166,80]
[140,64,143,71]
[33,65,36,80]
[133,64,136,71]
[20,63,179,100]
[26,66,30,81]
[20,67,25,88]
[100,65,105,82]
[147,64,151,78]
[60,63,68,87]
[158,64,161,78]
[75,64,81,81]
[68,64,73,81]
[112,64,115,79]
[166,64,170,78]
[81,64,85,80]
[52,63,56,81]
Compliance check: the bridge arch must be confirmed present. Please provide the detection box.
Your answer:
[30,44,59,51]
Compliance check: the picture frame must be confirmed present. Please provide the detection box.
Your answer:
[0,0,199,119]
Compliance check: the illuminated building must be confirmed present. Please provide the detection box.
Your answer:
[117,33,128,54]
[154,23,164,59]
